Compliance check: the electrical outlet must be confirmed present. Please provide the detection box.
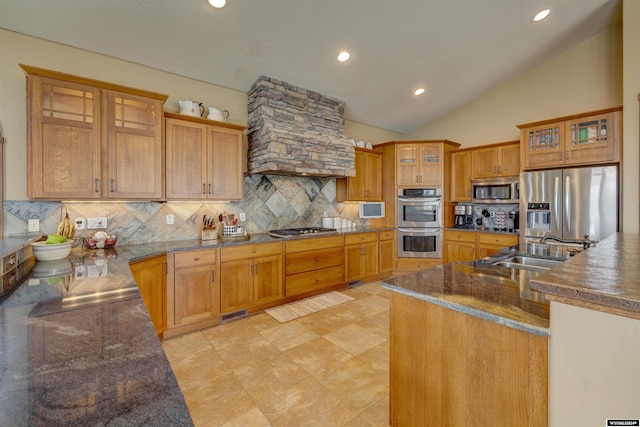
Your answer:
[28,219,40,232]
[87,217,108,229]
[75,217,86,230]
[239,213,246,222]
[166,214,174,225]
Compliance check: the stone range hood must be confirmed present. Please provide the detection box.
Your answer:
[247,76,355,178]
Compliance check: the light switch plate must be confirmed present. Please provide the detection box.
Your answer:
[240,213,246,222]
[87,217,108,229]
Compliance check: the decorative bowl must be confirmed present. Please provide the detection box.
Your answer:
[31,241,73,261]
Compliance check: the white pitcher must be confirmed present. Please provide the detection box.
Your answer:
[179,100,204,117]
[207,107,229,121]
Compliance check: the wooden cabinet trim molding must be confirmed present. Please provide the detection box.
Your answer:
[516,106,622,129]
[164,111,247,131]
[20,64,168,101]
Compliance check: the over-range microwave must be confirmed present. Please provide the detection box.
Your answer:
[472,177,519,203]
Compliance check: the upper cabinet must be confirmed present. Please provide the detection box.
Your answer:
[21,64,167,200]
[471,141,520,179]
[165,113,246,201]
[450,150,472,202]
[518,107,622,170]
[396,142,444,186]
[336,148,382,201]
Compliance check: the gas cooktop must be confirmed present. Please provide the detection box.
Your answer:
[267,227,338,238]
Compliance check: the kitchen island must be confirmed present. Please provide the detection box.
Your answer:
[383,232,640,427]
[383,260,550,426]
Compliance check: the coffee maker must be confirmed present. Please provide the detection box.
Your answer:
[454,205,474,229]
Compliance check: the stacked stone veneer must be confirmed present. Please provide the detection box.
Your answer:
[247,75,355,177]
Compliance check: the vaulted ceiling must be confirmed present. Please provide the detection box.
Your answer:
[0,0,622,133]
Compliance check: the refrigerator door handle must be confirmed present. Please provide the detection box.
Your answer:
[565,175,571,233]
[553,176,561,232]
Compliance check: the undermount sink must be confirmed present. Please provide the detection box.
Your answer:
[494,255,563,272]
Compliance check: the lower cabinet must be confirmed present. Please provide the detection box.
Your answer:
[129,254,167,338]
[284,235,345,297]
[477,233,519,258]
[443,230,518,263]
[443,230,477,263]
[166,248,219,338]
[344,232,379,283]
[220,242,283,314]
[378,230,395,276]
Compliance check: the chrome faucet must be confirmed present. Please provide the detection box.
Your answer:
[540,234,597,250]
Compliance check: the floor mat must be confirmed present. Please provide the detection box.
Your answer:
[265,291,355,322]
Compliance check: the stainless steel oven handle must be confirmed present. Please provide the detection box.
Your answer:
[398,197,441,202]
[398,228,441,234]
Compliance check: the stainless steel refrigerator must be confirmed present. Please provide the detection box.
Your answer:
[520,166,618,242]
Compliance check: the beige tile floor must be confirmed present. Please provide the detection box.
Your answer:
[162,281,391,427]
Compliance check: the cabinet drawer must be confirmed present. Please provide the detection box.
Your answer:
[285,247,343,275]
[221,242,283,262]
[285,266,345,297]
[443,230,476,243]
[173,249,216,268]
[285,235,343,253]
[476,233,518,246]
[379,230,395,241]
[344,232,378,245]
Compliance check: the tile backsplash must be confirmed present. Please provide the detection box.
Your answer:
[3,175,368,244]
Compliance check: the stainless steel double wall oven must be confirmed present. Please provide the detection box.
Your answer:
[397,188,442,258]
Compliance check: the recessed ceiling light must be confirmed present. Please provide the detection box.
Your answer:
[208,0,226,8]
[533,9,550,22]
[337,51,351,62]
[414,88,426,96]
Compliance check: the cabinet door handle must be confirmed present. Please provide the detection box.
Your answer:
[94,178,100,193]
[250,264,254,275]
[202,183,206,194]
[315,257,320,262]
[194,256,199,261]
[163,261,167,275]
[255,264,258,274]
[209,183,212,194]
[110,179,115,193]
[211,270,215,282]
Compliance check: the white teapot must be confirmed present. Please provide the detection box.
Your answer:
[179,100,204,117]
[207,107,229,121]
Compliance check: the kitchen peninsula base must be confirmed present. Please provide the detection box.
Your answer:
[389,292,547,426]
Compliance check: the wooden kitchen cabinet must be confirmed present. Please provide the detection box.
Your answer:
[336,148,382,201]
[106,90,164,199]
[519,107,621,170]
[442,230,518,263]
[450,150,472,202]
[442,230,477,263]
[472,141,520,179]
[396,142,443,186]
[129,254,167,338]
[378,230,395,276]
[344,232,379,283]
[165,113,246,200]
[166,248,219,338]
[477,232,519,258]
[220,242,283,314]
[284,235,344,297]
[21,64,167,200]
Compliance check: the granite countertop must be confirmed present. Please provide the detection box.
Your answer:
[530,233,640,315]
[0,226,392,425]
[382,261,550,336]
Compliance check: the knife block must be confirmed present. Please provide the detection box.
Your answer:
[201,227,218,241]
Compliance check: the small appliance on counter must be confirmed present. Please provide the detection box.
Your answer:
[453,204,474,229]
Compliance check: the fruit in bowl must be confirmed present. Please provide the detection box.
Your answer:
[31,234,73,261]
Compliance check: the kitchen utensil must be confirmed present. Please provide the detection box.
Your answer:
[179,100,204,117]
[207,107,229,121]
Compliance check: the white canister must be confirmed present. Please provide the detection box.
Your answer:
[333,217,342,228]
[322,217,333,228]
[341,218,348,229]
